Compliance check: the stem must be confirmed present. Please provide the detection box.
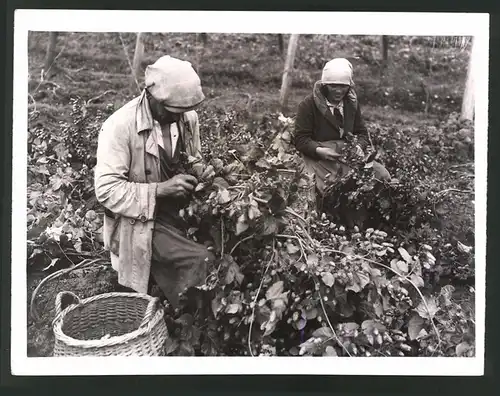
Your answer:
[30,258,104,321]
[435,188,474,198]
[297,222,319,248]
[253,196,268,205]
[248,240,276,357]
[28,94,37,115]
[284,207,307,224]
[229,234,255,256]
[85,90,116,106]
[449,163,474,168]
[55,240,76,267]
[220,221,225,257]
[314,275,352,357]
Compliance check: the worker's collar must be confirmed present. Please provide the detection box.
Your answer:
[135,89,188,134]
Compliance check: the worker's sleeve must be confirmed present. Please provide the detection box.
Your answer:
[294,99,321,159]
[94,119,157,220]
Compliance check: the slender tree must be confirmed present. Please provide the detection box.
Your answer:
[381,35,389,67]
[200,33,208,46]
[461,37,475,121]
[279,34,300,111]
[43,32,59,78]
[278,34,284,55]
[132,33,144,81]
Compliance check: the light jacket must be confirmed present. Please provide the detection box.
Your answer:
[94,90,203,293]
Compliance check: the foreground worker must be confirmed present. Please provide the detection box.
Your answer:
[94,55,213,307]
[294,57,391,196]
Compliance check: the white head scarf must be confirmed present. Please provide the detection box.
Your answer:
[320,58,354,86]
[144,55,205,112]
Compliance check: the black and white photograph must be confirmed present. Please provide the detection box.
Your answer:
[11,10,488,375]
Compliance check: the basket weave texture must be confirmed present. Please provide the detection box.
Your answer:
[53,291,168,357]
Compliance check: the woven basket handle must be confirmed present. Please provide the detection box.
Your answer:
[55,291,81,317]
[139,297,161,329]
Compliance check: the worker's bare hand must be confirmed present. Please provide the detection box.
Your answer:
[316,147,342,161]
[157,174,198,198]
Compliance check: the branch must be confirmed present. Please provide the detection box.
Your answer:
[229,233,256,256]
[28,94,37,115]
[449,162,474,168]
[118,33,141,93]
[30,258,105,321]
[85,90,116,106]
[284,207,307,224]
[220,221,225,257]
[435,188,474,198]
[54,240,76,267]
[203,92,253,107]
[252,196,268,205]
[314,275,352,357]
[248,240,276,357]
[34,41,67,94]
[449,170,474,177]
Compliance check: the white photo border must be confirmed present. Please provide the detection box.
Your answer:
[11,10,489,376]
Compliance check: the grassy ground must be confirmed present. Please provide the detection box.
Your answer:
[26,32,474,357]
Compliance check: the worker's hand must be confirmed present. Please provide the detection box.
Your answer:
[316,147,342,161]
[157,174,198,198]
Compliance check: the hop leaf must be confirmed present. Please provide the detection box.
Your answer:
[312,327,334,338]
[225,303,241,314]
[457,241,473,254]
[323,346,337,356]
[322,272,335,287]
[456,341,473,357]
[306,254,319,267]
[224,257,244,285]
[398,247,413,263]
[391,259,409,275]
[343,322,360,333]
[235,214,249,236]
[266,281,284,300]
[361,320,386,335]
[415,296,439,320]
[410,274,425,288]
[217,188,231,204]
[408,313,425,340]
[286,243,300,255]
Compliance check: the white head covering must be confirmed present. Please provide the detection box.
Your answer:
[320,58,354,86]
[144,55,205,112]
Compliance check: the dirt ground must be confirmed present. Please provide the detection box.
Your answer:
[26,32,474,357]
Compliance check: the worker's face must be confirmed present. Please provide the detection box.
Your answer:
[147,90,182,125]
[323,84,350,103]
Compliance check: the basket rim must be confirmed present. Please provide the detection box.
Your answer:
[53,292,166,349]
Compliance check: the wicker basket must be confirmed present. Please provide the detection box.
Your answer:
[52,291,168,357]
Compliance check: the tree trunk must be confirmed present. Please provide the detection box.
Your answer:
[279,34,300,111]
[200,33,208,46]
[461,37,475,121]
[381,35,389,67]
[132,33,144,82]
[278,34,284,54]
[43,32,58,78]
